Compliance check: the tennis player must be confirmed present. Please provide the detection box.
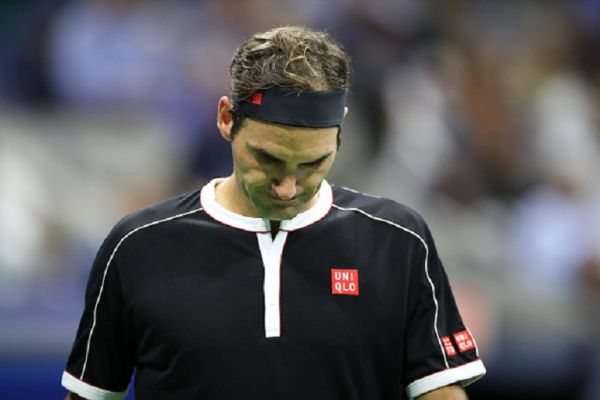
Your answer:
[62,26,485,400]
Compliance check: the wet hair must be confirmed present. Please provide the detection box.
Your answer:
[229,26,351,139]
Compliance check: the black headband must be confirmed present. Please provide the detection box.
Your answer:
[233,87,347,128]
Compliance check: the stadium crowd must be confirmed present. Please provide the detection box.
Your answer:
[1,0,599,399]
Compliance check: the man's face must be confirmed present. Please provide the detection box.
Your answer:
[230,118,338,220]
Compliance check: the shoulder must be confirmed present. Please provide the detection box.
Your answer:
[103,188,203,248]
[330,184,429,239]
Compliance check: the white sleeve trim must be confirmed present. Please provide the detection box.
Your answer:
[406,359,486,399]
[62,371,128,400]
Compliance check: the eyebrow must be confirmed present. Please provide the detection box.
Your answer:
[248,144,332,165]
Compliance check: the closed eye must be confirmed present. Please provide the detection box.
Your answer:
[255,150,284,164]
[300,155,329,168]
[250,145,331,168]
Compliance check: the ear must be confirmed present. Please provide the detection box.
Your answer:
[343,106,349,118]
[217,96,234,141]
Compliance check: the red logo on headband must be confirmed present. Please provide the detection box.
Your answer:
[250,92,263,105]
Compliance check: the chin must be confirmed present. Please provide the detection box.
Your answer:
[260,205,303,221]
[265,210,299,221]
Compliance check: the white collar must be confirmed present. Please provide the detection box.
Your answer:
[200,178,333,232]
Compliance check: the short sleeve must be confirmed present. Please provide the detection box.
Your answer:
[403,224,485,399]
[62,229,136,400]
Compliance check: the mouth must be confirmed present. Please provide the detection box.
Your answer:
[268,196,300,204]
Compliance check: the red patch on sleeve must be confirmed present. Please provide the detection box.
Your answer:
[441,336,457,356]
[453,330,476,353]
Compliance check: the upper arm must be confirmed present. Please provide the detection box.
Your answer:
[61,228,136,399]
[402,221,485,397]
[416,384,468,400]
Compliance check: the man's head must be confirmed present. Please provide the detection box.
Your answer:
[216,26,351,221]
[228,25,350,136]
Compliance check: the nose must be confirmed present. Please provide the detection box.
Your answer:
[272,175,299,200]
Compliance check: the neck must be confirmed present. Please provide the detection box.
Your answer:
[270,220,281,237]
[215,178,282,238]
[215,176,257,217]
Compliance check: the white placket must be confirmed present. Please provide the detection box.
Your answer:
[256,230,289,338]
[200,179,333,338]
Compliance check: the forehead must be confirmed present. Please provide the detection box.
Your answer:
[239,118,338,157]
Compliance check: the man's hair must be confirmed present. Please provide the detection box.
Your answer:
[229,26,351,138]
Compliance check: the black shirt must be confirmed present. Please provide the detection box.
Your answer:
[62,180,485,400]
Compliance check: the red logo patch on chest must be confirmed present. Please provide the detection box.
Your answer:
[331,269,359,295]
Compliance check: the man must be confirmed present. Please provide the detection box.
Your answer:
[62,26,485,400]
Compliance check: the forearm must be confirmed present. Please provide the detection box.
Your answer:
[65,393,86,400]
[416,384,468,400]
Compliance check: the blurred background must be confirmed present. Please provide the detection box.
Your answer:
[1,0,600,399]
